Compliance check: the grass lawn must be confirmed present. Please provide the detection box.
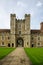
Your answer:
[0,47,15,59]
[24,48,43,65]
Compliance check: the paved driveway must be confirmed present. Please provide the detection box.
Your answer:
[0,47,32,65]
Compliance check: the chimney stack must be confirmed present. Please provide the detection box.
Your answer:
[40,22,43,32]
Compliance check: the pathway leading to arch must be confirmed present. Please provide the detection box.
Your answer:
[0,47,32,65]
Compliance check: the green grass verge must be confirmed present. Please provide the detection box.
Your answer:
[24,48,43,65]
[0,47,15,59]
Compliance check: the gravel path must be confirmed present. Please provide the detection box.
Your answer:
[0,47,32,65]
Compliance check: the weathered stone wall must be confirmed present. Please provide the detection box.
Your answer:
[0,32,10,47]
[10,14,16,47]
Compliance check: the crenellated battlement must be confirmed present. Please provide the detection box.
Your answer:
[16,19,25,22]
[25,14,30,17]
[10,13,30,19]
[11,14,16,17]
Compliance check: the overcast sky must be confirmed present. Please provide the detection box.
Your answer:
[0,0,43,29]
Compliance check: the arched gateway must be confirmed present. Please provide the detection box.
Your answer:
[16,37,24,47]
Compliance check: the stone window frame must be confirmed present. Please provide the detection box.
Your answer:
[37,43,41,47]
[38,43,40,45]
[2,42,4,46]
[31,37,33,40]
[19,31,21,34]
[18,23,21,30]
[8,36,10,40]
[38,37,40,40]
[1,32,5,40]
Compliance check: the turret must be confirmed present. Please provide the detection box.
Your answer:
[10,14,16,34]
[25,14,30,33]
[24,14,30,47]
[25,14,30,18]
[10,14,16,47]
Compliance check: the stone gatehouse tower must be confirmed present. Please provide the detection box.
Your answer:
[10,14,30,47]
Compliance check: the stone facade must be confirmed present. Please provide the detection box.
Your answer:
[10,14,30,47]
[0,14,43,47]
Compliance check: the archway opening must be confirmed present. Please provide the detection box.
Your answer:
[8,43,10,47]
[32,44,34,47]
[16,37,24,47]
[12,43,14,47]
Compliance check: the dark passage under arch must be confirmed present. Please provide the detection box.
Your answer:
[8,43,10,47]
[16,37,24,47]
